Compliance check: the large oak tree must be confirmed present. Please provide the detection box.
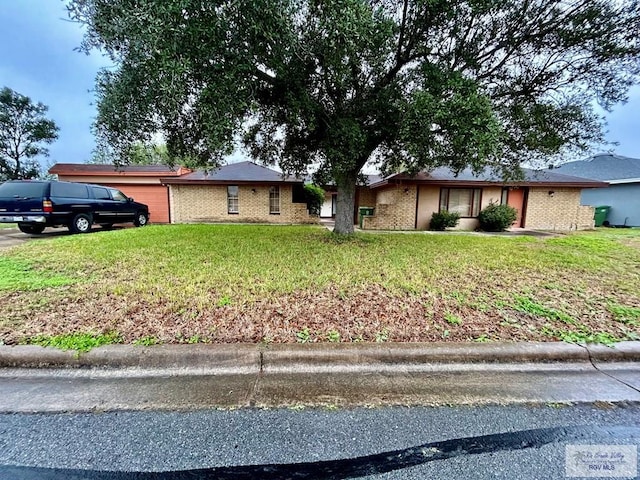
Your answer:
[69,0,640,233]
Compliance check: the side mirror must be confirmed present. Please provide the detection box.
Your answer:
[128,197,134,202]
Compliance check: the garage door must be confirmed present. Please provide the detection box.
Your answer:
[102,184,171,223]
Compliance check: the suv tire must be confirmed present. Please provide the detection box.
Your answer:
[134,212,149,227]
[69,213,92,234]
[17,224,46,235]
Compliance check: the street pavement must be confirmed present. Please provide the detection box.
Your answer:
[0,404,639,479]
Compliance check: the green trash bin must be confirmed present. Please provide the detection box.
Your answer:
[358,207,375,228]
[593,206,610,227]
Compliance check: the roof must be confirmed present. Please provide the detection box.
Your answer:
[49,163,188,177]
[371,166,608,189]
[161,161,303,185]
[552,153,640,183]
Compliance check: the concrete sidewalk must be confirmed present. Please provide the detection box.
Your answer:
[0,342,639,412]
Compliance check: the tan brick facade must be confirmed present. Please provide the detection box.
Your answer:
[362,185,417,230]
[169,184,315,224]
[360,184,594,231]
[525,188,594,230]
[356,186,377,209]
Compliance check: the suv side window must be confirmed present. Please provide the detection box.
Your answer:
[109,189,128,202]
[50,182,90,199]
[91,187,111,200]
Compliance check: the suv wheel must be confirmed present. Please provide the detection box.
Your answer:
[18,224,46,235]
[69,213,92,234]
[134,212,149,227]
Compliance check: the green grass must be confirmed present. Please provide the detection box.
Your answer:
[2,225,640,344]
[0,223,16,229]
[0,257,75,291]
[22,332,122,352]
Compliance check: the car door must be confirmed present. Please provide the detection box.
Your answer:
[108,188,136,222]
[90,186,116,223]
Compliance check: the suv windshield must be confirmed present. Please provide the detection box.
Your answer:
[0,182,47,198]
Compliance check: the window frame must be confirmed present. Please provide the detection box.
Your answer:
[227,185,239,214]
[439,187,482,218]
[269,186,280,215]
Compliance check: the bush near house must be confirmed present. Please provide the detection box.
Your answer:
[478,203,518,231]
[430,211,461,231]
[304,184,325,216]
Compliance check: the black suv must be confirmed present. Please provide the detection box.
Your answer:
[0,180,150,234]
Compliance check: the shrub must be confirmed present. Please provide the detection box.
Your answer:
[304,184,325,215]
[478,203,518,231]
[430,211,460,231]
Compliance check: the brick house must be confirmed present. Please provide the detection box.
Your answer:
[49,163,191,223]
[361,167,608,231]
[161,161,315,224]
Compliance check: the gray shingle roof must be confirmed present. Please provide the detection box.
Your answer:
[372,166,607,188]
[162,161,303,184]
[552,153,640,181]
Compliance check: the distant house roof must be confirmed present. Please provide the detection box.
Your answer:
[552,153,640,183]
[371,166,608,189]
[161,161,303,185]
[49,163,189,177]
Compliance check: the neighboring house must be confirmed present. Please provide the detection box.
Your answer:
[361,167,607,231]
[49,163,191,223]
[320,175,381,219]
[553,153,640,227]
[161,161,314,224]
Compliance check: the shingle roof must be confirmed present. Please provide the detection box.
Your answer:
[552,153,640,182]
[161,161,303,184]
[49,163,185,176]
[372,166,608,188]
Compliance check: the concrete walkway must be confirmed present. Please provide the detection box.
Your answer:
[0,342,638,412]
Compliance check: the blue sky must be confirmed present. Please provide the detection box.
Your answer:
[1,0,639,171]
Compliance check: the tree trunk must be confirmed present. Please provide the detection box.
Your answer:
[334,171,358,235]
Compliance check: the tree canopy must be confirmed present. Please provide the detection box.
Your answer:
[69,0,640,233]
[0,87,59,181]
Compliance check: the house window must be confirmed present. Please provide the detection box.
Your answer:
[227,185,239,214]
[269,186,280,214]
[501,188,509,205]
[439,188,482,217]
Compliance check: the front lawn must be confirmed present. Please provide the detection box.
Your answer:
[1,225,639,345]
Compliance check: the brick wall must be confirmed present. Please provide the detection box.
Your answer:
[169,184,315,224]
[525,187,594,230]
[362,185,417,230]
[356,186,377,209]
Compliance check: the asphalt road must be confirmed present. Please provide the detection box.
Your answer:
[0,404,638,479]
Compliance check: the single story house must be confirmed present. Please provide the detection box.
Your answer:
[320,175,381,219]
[553,153,640,227]
[161,161,315,224]
[361,167,607,231]
[49,163,191,223]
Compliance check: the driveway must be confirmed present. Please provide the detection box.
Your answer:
[0,225,131,251]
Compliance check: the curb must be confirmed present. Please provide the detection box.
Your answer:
[1,342,639,372]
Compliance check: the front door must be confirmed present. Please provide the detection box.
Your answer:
[505,187,527,228]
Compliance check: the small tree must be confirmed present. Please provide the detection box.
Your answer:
[0,87,59,180]
[304,184,325,216]
[478,203,518,232]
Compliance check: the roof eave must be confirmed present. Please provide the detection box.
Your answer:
[160,179,303,185]
[372,178,608,189]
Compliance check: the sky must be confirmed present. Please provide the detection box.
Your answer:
[1,0,640,173]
